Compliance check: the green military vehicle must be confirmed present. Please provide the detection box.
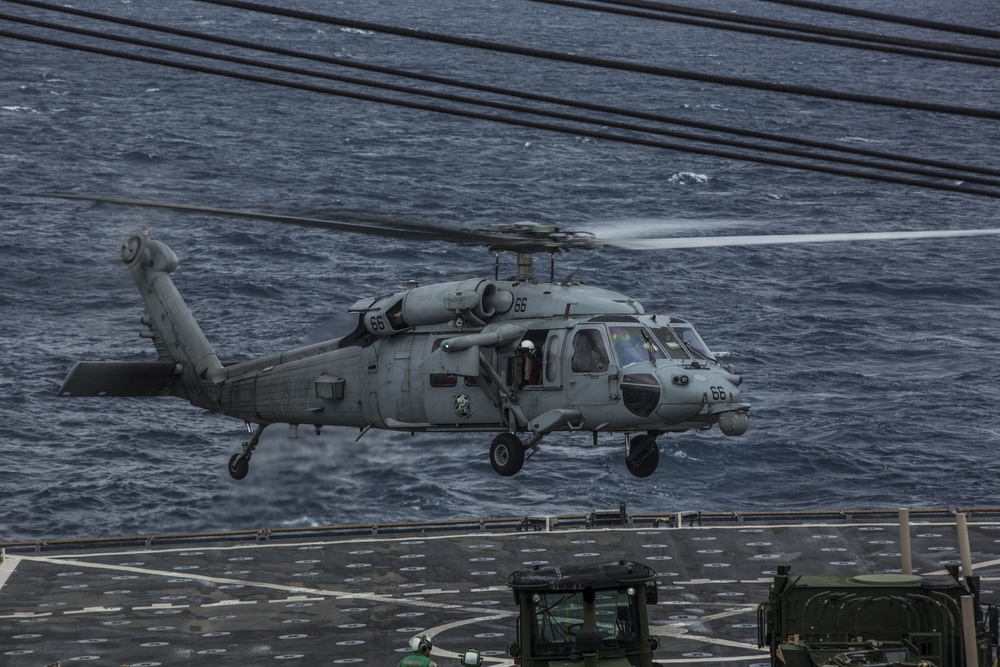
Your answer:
[757,564,998,667]
[506,560,659,667]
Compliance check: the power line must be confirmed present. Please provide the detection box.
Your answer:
[176,0,1000,121]
[5,2,1000,185]
[3,0,999,199]
[756,0,1000,41]
[529,0,1000,67]
[5,25,1000,200]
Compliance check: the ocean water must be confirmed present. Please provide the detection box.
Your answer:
[2,0,1000,542]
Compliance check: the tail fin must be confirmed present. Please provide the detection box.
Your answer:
[59,229,224,406]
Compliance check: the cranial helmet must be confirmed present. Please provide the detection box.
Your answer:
[460,648,483,667]
[518,339,537,356]
[410,634,433,654]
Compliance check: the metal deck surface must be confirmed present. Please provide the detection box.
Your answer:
[2,509,999,666]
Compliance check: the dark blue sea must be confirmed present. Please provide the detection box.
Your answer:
[2,0,1000,542]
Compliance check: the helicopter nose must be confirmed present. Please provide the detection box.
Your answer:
[657,367,750,434]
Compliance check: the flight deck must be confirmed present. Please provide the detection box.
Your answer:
[2,507,999,666]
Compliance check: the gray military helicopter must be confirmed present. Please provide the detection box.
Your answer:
[54,194,1000,479]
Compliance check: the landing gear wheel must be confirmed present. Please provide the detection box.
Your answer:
[228,452,250,480]
[490,433,525,477]
[626,434,660,478]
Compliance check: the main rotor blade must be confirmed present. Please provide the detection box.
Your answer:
[605,228,1000,250]
[39,193,503,246]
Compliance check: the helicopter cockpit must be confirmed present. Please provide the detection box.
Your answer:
[579,318,717,370]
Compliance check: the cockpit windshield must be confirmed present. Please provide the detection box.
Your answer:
[651,325,716,362]
[529,590,642,657]
[607,326,666,367]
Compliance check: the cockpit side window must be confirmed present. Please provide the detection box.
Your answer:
[673,326,716,361]
[607,326,667,367]
[571,329,610,373]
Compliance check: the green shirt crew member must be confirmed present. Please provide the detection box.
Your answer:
[398,634,437,667]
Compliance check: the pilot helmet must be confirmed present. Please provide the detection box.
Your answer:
[518,339,537,357]
[410,634,433,654]
[460,648,483,667]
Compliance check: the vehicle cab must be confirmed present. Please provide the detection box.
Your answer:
[506,560,659,667]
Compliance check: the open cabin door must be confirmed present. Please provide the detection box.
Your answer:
[422,337,504,427]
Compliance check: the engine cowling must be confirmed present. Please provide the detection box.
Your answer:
[350,279,513,336]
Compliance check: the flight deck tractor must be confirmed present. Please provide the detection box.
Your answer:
[757,564,999,667]
[506,560,659,667]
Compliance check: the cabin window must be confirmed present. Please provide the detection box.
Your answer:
[571,329,610,373]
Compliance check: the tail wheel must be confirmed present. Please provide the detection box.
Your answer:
[490,433,525,476]
[626,434,659,478]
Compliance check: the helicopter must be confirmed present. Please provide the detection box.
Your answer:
[53,194,1000,479]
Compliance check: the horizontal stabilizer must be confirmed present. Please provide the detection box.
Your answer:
[58,361,180,397]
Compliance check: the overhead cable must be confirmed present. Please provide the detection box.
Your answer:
[6,0,999,120]
[5,25,1000,201]
[170,0,1000,121]
[757,0,1000,41]
[5,3,1000,184]
[529,0,1000,67]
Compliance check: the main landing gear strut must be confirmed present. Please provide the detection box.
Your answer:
[228,423,268,480]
